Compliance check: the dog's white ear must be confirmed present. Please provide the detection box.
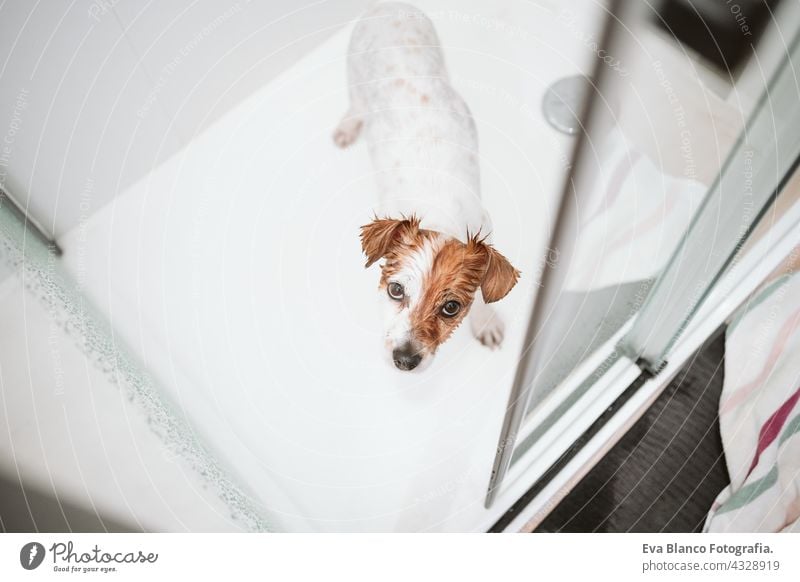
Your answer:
[480,245,520,303]
[360,216,419,267]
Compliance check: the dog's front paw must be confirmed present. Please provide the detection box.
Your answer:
[332,116,363,148]
[470,304,505,350]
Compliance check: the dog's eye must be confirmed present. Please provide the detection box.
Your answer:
[440,300,461,317]
[387,282,405,300]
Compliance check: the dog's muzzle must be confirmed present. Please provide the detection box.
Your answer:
[392,344,422,371]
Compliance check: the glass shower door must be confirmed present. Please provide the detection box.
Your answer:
[487,0,800,508]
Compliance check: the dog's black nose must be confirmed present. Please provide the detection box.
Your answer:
[393,346,422,371]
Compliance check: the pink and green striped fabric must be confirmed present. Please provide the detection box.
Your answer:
[704,272,800,532]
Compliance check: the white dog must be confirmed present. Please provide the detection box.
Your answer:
[334,2,519,371]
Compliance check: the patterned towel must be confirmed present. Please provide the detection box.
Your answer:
[704,272,800,532]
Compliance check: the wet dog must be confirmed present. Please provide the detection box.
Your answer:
[334,2,519,371]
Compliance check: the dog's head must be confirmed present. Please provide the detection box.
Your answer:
[361,216,519,371]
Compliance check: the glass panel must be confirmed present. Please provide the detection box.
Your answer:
[523,0,759,411]
[488,0,800,502]
[621,25,800,369]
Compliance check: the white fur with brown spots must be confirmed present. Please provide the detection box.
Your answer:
[335,3,519,371]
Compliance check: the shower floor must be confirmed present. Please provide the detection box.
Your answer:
[47,0,603,531]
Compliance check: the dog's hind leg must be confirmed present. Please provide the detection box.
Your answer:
[333,106,363,148]
[469,291,505,350]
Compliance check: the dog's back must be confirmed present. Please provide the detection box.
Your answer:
[348,2,447,92]
[338,2,489,241]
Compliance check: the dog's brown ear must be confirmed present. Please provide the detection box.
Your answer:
[360,216,418,267]
[480,245,520,303]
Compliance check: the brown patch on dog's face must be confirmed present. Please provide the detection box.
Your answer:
[360,216,520,371]
[408,238,488,353]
